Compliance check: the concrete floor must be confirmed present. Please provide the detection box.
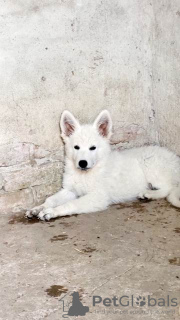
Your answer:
[0,199,180,320]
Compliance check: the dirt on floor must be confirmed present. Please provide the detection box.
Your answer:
[0,199,180,320]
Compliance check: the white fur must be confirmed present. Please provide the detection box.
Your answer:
[26,110,180,221]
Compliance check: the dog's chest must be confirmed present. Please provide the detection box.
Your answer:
[65,171,96,197]
[74,174,94,196]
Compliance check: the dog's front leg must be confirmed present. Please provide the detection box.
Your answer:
[26,189,76,218]
[38,193,109,221]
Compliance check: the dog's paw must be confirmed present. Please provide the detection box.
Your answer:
[138,192,152,201]
[25,205,44,219]
[138,192,149,200]
[25,210,33,219]
[38,208,55,221]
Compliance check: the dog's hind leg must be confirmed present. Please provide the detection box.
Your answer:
[167,186,180,208]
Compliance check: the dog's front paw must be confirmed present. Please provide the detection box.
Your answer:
[38,208,55,221]
[25,205,44,218]
[25,210,33,219]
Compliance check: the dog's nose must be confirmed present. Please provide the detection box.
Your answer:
[79,160,88,169]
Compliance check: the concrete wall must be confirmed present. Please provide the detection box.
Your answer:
[151,1,180,151]
[0,0,179,213]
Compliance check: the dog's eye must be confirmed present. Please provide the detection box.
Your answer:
[74,145,80,150]
[89,146,96,151]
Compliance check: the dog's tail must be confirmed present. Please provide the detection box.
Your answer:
[167,185,180,208]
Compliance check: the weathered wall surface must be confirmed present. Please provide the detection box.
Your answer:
[151,1,180,152]
[0,0,179,213]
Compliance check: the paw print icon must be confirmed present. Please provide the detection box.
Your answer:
[136,296,146,307]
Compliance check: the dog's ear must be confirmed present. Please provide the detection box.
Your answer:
[60,110,80,137]
[93,110,112,138]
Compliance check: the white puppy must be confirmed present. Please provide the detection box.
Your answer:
[26,110,180,221]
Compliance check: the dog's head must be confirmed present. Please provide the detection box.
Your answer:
[60,110,112,171]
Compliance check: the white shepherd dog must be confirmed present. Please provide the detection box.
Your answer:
[26,110,180,221]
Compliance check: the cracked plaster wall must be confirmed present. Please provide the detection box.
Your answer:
[0,0,179,213]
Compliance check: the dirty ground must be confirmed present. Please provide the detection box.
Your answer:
[0,199,180,320]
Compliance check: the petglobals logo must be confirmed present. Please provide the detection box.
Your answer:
[93,295,178,308]
[59,291,89,318]
[59,292,178,318]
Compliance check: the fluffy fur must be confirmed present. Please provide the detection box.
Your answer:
[26,110,180,221]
